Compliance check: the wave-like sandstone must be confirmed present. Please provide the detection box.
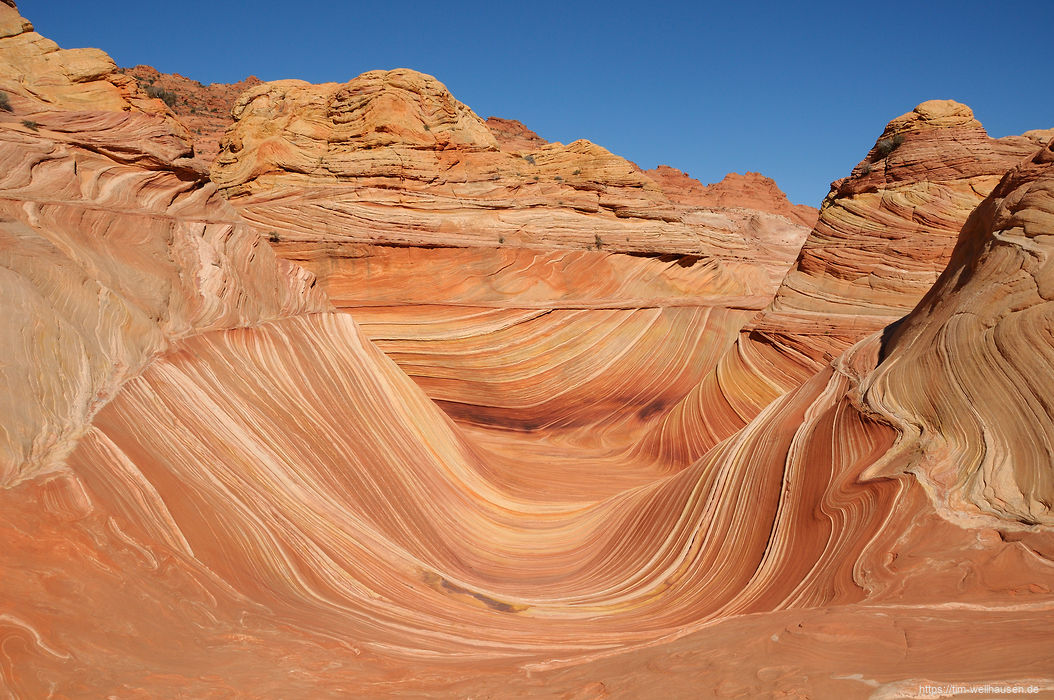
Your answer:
[208,68,819,479]
[863,140,1054,528]
[0,7,326,487]
[1,3,1053,697]
[638,100,1052,466]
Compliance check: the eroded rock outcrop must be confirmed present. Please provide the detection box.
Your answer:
[0,3,326,485]
[0,9,196,168]
[484,115,547,152]
[211,70,807,261]
[638,100,1049,464]
[118,64,262,163]
[645,166,819,228]
[777,100,1041,323]
[864,136,1054,527]
[2,6,1053,697]
[209,68,814,470]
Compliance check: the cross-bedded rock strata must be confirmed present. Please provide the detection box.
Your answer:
[1,4,1052,696]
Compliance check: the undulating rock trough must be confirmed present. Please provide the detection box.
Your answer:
[1,3,1052,696]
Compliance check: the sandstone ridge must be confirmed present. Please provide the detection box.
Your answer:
[1,6,1053,698]
[118,64,262,163]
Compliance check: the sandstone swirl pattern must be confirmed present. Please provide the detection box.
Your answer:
[863,141,1054,528]
[1,4,1053,697]
[209,69,817,482]
[0,7,326,486]
[641,100,1051,465]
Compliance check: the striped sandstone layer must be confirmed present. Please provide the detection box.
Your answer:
[0,5,326,486]
[639,100,1052,465]
[210,69,814,477]
[1,4,1053,697]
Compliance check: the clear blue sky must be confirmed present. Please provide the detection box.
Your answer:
[19,0,1054,206]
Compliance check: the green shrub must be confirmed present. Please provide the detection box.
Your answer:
[523,154,536,165]
[21,119,38,131]
[145,85,178,109]
[0,92,11,112]
[874,133,904,159]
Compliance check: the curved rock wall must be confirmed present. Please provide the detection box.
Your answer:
[1,4,1053,696]
[0,4,327,485]
[641,100,1048,465]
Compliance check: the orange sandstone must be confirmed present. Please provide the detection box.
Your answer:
[0,4,1052,697]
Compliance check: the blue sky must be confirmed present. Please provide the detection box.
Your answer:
[20,0,1054,205]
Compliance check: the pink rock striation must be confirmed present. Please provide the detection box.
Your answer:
[207,68,816,472]
[639,99,1050,465]
[0,4,326,485]
[0,5,1053,697]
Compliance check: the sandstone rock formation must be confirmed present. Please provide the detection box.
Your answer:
[2,4,1053,697]
[778,100,1041,324]
[863,137,1054,527]
[639,99,1049,465]
[0,4,326,487]
[485,115,547,152]
[645,166,819,228]
[118,64,262,164]
[117,63,817,230]
[206,68,820,485]
[0,11,193,169]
